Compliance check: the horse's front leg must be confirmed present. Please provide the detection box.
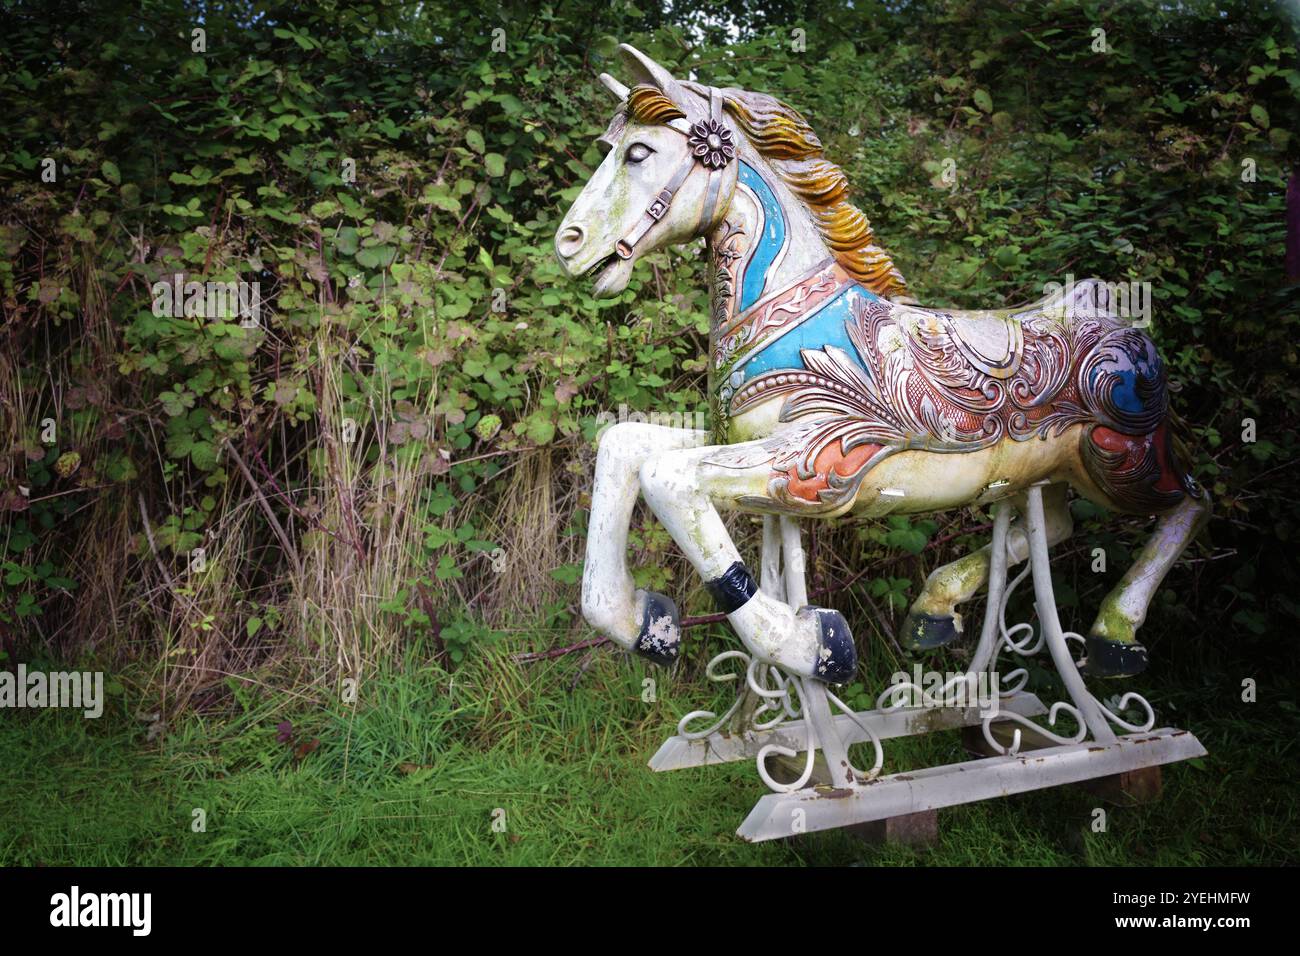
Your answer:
[581,422,709,662]
[638,442,857,683]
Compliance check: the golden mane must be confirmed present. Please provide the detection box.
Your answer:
[620,82,909,299]
[625,86,686,125]
[689,82,910,299]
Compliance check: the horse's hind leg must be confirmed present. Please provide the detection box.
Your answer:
[581,422,708,663]
[638,442,857,683]
[1085,493,1211,677]
[901,484,1074,650]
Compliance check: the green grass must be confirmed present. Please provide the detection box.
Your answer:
[2,641,1297,866]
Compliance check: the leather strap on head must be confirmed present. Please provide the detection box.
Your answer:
[615,86,733,261]
[615,155,696,259]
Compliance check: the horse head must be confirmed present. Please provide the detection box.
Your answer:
[554,44,740,298]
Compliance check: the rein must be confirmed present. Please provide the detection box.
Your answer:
[615,87,735,260]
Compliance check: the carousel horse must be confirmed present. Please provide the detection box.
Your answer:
[555,45,1208,686]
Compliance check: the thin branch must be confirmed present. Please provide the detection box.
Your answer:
[512,636,608,663]
[137,493,178,590]
[224,439,305,578]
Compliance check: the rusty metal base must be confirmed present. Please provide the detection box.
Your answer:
[735,726,1206,843]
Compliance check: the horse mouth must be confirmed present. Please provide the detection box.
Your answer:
[585,252,626,297]
[582,252,619,280]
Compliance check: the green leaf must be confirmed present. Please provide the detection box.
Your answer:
[525,414,555,445]
[332,226,359,256]
[356,245,397,269]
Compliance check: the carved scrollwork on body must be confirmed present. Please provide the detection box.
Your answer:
[715,284,1189,515]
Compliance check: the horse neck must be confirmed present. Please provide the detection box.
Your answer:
[705,151,832,338]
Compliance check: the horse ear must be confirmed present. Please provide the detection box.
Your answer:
[617,44,681,96]
[598,72,629,102]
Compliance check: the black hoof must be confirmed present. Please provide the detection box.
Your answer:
[633,590,680,667]
[805,607,857,684]
[900,611,961,651]
[1081,633,1148,678]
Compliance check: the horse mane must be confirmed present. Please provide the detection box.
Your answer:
[625,85,685,125]
[622,82,910,300]
[699,83,909,300]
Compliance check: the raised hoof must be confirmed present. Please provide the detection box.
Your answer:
[633,590,680,667]
[803,607,857,684]
[1081,633,1149,678]
[900,611,961,651]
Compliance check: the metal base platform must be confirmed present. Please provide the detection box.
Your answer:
[650,690,1048,772]
[736,727,1205,842]
[649,487,1208,844]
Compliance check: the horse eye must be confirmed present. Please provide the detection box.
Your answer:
[625,143,654,164]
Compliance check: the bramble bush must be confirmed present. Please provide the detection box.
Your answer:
[1,0,1296,712]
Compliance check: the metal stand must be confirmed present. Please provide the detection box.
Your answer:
[648,483,1207,843]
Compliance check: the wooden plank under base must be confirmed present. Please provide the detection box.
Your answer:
[1077,764,1163,804]
[848,810,939,847]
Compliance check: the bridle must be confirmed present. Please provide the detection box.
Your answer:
[615,87,736,260]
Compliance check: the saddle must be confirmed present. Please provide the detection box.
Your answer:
[897,278,1122,383]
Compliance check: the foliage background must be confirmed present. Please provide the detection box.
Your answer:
[1,0,1298,864]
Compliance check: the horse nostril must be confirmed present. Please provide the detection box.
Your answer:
[557,224,585,259]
